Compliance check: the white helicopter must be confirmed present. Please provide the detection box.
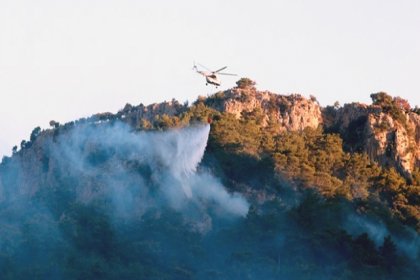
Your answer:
[193,62,237,87]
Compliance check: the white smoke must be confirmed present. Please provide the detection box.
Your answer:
[344,214,388,245]
[53,122,249,220]
[344,214,420,258]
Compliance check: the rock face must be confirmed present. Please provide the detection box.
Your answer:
[206,87,323,132]
[327,103,420,176]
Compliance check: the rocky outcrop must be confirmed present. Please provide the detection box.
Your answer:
[327,103,419,176]
[206,87,323,132]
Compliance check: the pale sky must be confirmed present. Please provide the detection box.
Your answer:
[1,0,419,157]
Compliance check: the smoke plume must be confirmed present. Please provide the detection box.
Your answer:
[52,122,249,219]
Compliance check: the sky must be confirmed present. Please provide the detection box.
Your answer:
[0,0,419,157]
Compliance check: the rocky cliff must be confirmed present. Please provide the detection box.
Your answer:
[204,87,322,131]
[325,102,419,177]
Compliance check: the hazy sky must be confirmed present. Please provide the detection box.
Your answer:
[1,0,419,157]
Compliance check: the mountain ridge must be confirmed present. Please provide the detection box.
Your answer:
[0,79,419,279]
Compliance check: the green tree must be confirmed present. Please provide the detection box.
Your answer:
[236,78,256,89]
[371,92,393,106]
[379,235,397,270]
[20,140,27,149]
[30,126,41,142]
[352,233,380,266]
[49,120,60,128]
[370,92,407,124]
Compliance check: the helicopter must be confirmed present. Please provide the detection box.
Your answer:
[193,62,237,87]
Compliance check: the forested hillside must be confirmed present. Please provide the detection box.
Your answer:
[0,79,419,279]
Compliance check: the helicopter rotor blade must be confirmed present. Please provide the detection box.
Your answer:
[197,63,212,72]
[214,66,227,73]
[218,72,237,76]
